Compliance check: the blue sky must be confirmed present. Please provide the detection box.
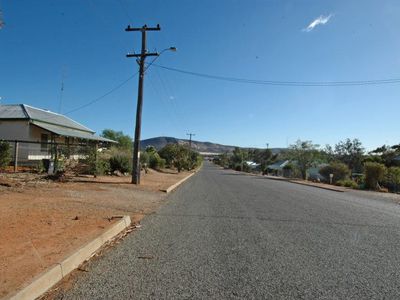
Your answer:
[1,0,400,150]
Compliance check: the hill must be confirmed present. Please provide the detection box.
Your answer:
[140,136,284,154]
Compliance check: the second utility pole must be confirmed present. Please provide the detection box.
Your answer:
[126,24,160,184]
[187,133,195,150]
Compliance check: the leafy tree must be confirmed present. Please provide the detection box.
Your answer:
[369,144,400,167]
[159,143,196,172]
[158,144,178,167]
[392,144,400,152]
[173,145,189,172]
[287,140,320,179]
[324,144,335,162]
[229,147,248,171]
[334,138,364,172]
[214,152,229,167]
[101,129,132,150]
[249,148,273,171]
[145,145,157,154]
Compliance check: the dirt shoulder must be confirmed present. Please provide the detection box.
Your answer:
[0,169,192,299]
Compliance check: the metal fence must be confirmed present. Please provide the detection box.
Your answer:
[2,140,98,172]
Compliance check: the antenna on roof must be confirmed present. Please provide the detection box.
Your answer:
[58,67,66,113]
[0,7,5,29]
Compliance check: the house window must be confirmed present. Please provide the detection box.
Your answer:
[41,134,49,152]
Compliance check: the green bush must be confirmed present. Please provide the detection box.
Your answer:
[96,157,111,176]
[319,162,351,183]
[336,179,358,189]
[109,153,131,173]
[364,162,387,190]
[149,152,166,170]
[140,151,150,166]
[158,144,178,167]
[385,167,400,192]
[0,141,11,169]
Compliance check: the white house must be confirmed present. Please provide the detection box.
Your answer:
[0,104,115,162]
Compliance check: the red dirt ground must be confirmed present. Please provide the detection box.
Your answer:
[0,169,192,298]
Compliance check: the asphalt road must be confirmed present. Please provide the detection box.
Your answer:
[55,162,400,299]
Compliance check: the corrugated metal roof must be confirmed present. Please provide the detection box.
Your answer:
[0,104,93,132]
[0,104,116,143]
[0,104,28,118]
[31,120,116,143]
[267,160,290,170]
[24,105,94,132]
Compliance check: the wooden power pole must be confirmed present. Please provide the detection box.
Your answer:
[186,133,195,150]
[126,24,160,184]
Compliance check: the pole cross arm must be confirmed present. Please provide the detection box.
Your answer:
[126,52,159,58]
[125,24,161,32]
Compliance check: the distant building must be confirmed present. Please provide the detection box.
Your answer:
[245,161,261,171]
[266,160,290,177]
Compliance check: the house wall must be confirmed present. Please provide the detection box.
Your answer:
[1,121,91,164]
[0,121,58,161]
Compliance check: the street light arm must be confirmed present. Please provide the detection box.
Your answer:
[144,46,177,73]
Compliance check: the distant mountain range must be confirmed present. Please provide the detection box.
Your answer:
[140,136,285,154]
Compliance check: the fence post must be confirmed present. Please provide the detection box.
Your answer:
[14,141,19,173]
[94,143,98,178]
[54,143,58,173]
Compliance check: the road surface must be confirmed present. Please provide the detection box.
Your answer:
[54,162,400,299]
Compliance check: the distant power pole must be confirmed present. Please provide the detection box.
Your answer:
[0,8,5,29]
[187,133,195,150]
[126,24,161,184]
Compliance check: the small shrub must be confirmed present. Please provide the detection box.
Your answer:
[140,151,150,166]
[0,141,11,169]
[109,153,131,173]
[149,152,165,170]
[319,162,350,183]
[96,157,111,175]
[364,162,387,190]
[385,167,400,193]
[336,179,358,189]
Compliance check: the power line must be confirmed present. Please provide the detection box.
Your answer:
[64,72,138,115]
[150,64,400,87]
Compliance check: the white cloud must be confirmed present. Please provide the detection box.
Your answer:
[303,14,333,32]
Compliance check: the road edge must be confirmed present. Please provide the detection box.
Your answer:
[261,175,345,192]
[160,166,201,193]
[5,216,131,300]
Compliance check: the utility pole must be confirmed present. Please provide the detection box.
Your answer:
[186,133,195,150]
[126,24,160,184]
[186,133,195,170]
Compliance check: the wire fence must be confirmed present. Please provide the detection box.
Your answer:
[2,140,98,173]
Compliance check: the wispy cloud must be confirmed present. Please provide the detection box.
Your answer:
[303,14,333,32]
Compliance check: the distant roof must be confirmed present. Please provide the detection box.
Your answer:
[0,104,115,143]
[267,160,289,170]
[245,161,260,167]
